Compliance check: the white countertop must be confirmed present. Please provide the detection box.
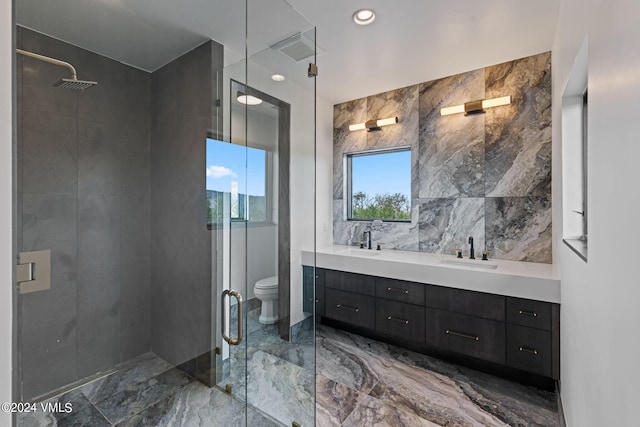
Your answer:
[301,245,561,303]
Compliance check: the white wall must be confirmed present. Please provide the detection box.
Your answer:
[1,1,13,425]
[553,0,640,424]
[315,99,333,249]
[230,225,277,301]
[222,53,327,326]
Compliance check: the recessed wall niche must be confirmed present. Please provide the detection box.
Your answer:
[333,52,552,263]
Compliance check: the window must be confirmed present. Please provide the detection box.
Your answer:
[561,36,588,260]
[580,90,588,240]
[206,138,272,226]
[346,148,411,221]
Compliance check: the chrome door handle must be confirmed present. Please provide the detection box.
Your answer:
[386,287,409,294]
[221,289,243,346]
[519,346,539,355]
[518,309,537,317]
[445,329,479,341]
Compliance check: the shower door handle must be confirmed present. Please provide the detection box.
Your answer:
[221,289,243,346]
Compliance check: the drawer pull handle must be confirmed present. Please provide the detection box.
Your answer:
[445,329,479,341]
[519,346,539,355]
[315,299,320,303]
[387,287,409,294]
[336,304,359,312]
[387,316,409,324]
[518,309,537,317]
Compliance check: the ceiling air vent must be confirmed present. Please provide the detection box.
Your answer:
[270,31,316,62]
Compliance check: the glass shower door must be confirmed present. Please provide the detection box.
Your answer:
[213,1,317,425]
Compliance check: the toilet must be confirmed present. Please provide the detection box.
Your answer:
[254,276,278,324]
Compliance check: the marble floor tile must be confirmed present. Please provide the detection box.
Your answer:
[316,334,381,394]
[17,390,110,427]
[245,350,315,427]
[116,381,280,427]
[316,324,560,427]
[342,395,441,427]
[20,316,559,427]
[81,351,175,402]
[89,367,192,425]
[316,375,366,427]
[368,364,510,426]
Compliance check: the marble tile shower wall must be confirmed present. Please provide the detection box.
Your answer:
[333,52,552,263]
[17,27,151,400]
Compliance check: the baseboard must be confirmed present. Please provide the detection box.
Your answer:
[556,381,568,427]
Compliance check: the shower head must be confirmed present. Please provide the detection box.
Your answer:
[16,48,98,90]
[53,78,98,91]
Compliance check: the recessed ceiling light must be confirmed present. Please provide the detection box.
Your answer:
[237,93,262,105]
[271,74,285,82]
[353,9,375,25]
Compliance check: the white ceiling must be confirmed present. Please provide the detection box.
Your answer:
[16,0,561,105]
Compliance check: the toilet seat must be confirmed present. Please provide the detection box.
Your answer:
[255,276,278,289]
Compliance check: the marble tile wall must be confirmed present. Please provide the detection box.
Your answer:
[17,27,152,400]
[333,52,552,263]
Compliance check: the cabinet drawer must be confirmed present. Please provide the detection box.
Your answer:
[325,288,375,329]
[506,324,552,377]
[375,278,425,305]
[376,299,426,343]
[426,309,505,364]
[506,297,552,331]
[427,286,505,321]
[324,270,375,296]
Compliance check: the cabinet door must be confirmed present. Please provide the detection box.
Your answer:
[316,268,325,317]
[325,288,375,329]
[302,266,315,314]
[324,269,375,296]
[426,308,505,364]
[303,266,326,316]
[375,277,425,306]
[427,286,505,321]
[376,299,425,344]
[506,324,552,377]
[506,297,552,331]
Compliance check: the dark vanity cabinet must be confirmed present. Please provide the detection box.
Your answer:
[374,277,426,344]
[505,297,560,379]
[323,270,375,329]
[302,266,325,316]
[425,287,506,364]
[308,266,560,383]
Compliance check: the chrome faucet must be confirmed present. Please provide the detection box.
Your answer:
[363,230,372,250]
[468,236,475,259]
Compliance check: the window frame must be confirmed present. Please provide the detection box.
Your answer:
[345,146,412,223]
[580,89,588,241]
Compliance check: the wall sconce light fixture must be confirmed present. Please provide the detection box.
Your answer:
[349,116,398,132]
[440,95,511,116]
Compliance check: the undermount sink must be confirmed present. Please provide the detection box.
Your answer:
[338,248,382,257]
[441,258,498,269]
